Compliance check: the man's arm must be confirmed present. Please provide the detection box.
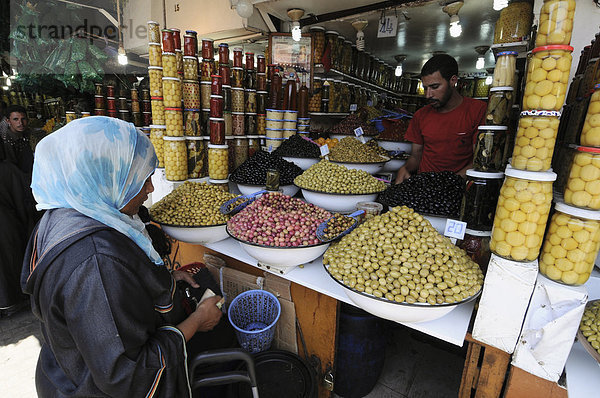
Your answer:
[395,143,423,184]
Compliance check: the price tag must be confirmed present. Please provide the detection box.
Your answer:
[377,15,398,38]
[444,219,467,240]
[354,127,364,137]
[350,104,358,112]
[320,144,329,156]
[268,144,273,153]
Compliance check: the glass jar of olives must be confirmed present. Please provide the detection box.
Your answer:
[163,136,187,181]
[485,87,515,126]
[310,26,325,65]
[580,83,600,147]
[456,229,492,273]
[511,110,561,172]
[461,169,504,231]
[208,144,229,180]
[563,146,600,210]
[186,136,206,179]
[474,125,508,172]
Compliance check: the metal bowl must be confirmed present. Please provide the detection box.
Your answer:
[324,264,481,323]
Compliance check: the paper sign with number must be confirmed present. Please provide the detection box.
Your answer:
[444,219,467,240]
[320,144,329,156]
[350,104,358,112]
[377,15,398,38]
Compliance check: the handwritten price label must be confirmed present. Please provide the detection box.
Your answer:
[444,219,467,240]
[320,144,330,156]
[350,104,358,112]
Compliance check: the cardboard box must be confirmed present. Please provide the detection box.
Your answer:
[512,274,587,382]
[472,254,539,354]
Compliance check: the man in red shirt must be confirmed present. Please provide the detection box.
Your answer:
[395,54,486,183]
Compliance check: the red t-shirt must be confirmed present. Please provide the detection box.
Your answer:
[405,97,487,173]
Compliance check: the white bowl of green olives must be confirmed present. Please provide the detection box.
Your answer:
[330,159,389,175]
[300,188,381,213]
[330,134,373,142]
[377,140,412,153]
[282,156,320,171]
[227,227,330,270]
[159,223,229,244]
[237,183,300,197]
[324,264,481,323]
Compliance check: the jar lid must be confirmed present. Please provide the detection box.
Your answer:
[225,135,235,139]
[183,79,199,84]
[183,55,197,60]
[209,179,229,184]
[247,135,260,138]
[244,89,257,92]
[148,66,163,70]
[575,145,600,154]
[233,47,243,51]
[149,124,167,129]
[266,109,286,112]
[310,26,325,31]
[163,136,185,141]
[344,40,352,44]
[150,96,162,100]
[148,42,161,46]
[232,87,245,90]
[209,117,225,121]
[200,81,212,85]
[231,67,244,71]
[147,20,159,25]
[466,169,504,179]
[208,144,228,149]
[119,109,129,113]
[202,108,210,112]
[504,164,557,181]
[532,45,574,53]
[164,107,183,111]
[183,108,201,112]
[201,38,214,42]
[478,125,508,130]
[232,112,245,115]
[490,86,514,92]
[284,110,298,113]
[246,112,257,115]
[257,91,268,94]
[245,52,254,55]
[265,137,287,141]
[520,110,561,117]
[162,51,176,56]
[234,136,248,140]
[465,228,492,237]
[325,31,339,35]
[338,36,346,40]
[210,74,222,79]
[283,129,297,132]
[265,128,283,131]
[497,51,518,57]
[184,135,204,140]
[223,85,232,88]
[555,201,600,220]
[65,111,76,114]
[210,95,224,99]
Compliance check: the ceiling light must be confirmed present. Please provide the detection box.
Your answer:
[394,54,406,77]
[117,45,128,65]
[493,0,509,11]
[2,85,8,91]
[5,77,11,86]
[291,22,302,42]
[476,56,485,70]
[395,65,403,77]
[287,9,305,42]
[236,0,254,19]
[474,45,490,70]
[449,20,462,37]
[443,2,464,38]
[352,20,369,51]
[485,76,493,85]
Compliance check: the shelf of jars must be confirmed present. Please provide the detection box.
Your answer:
[490,40,530,59]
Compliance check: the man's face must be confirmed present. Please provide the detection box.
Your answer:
[422,71,457,109]
[8,112,28,134]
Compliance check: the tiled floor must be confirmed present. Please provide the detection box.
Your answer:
[0,308,466,398]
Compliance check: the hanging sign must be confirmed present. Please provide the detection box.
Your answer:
[377,15,398,38]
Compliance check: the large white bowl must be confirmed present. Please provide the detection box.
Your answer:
[282,156,320,171]
[227,228,330,270]
[377,140,412,153]
[422,214,449,235]
[324,264,481,323]
[159,223,229,244]
[299,188,382,213]
[330,134,374,142]
[382,158,407,173]
[331,158,389,175]
[236,183,300,197]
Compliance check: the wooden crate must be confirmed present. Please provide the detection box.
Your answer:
[459,333,511,398]
[503,367,567,398]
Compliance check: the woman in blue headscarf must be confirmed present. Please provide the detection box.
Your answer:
[21,117,222,398]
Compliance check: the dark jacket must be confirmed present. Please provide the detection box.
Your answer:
[22,208,191,398]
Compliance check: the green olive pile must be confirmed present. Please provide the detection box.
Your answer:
[294,160,386,194]
[329,137,387,163]
[580,300,600,354]
[150,182,237,226]
[324,206,484,305]
[321,213,357,241]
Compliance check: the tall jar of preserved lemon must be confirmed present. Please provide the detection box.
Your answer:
[511,110,561,171]
[563,146,600,210]
[580,84,600,147]
[163,136,187,181]
[493,1,533,44]
[490,166,556,261]
[539,202,600,285]
[536,0,576,46]
[522,45,573,111]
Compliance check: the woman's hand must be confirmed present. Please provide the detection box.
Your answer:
[192,295,223,332]
[172,270,199,288]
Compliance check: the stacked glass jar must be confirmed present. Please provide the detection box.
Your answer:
[209,73,228,183]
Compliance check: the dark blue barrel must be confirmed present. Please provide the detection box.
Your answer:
[334,304,387,398]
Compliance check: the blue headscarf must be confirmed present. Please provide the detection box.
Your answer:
[31,116,162,265]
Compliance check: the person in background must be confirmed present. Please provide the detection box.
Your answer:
[22,117,222,397]
[0,104,34,175]
[0,101,8,130]
[395,54,487,183]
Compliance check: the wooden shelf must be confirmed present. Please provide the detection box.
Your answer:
[491,41,530,58]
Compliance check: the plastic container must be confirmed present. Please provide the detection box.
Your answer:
[209,117,225,145]
[522,45,573,111]
[183,109,201,137]
[474,125,508,172]
[163,136,187,181]
[232,87,245,112]
[265,128,283,139]
[200,81,211,109]
[493,1,533,44]
[148,43,162,67]
[150,125,166,167]
[456,229,492,273]
[231,67,244,88]
[536,0,576,46]
[183,56,198,80]
[209,178,229,192]
[208,144,229,180]
[201,38,214,60]
[580,83,600,147]
[266,109,285,120]
[493,51,518,88]
[511,110,561,171]
[245,113,257,136]
[539,202,600,285]
[461,169,504,231]
[355,202,383,223]
[245,89,257,113]
[162,52,177,78]
[265,119,283,130]
[147,21,161,43]
[485,87,515,125]
[210,95,223,118]
[186,136,206,179]
[563,146,600,210]
[228,290,281,353]
[233,137,249,170]
[182,80,200,109]
[232,112,245,136]
[490,166,556,261]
